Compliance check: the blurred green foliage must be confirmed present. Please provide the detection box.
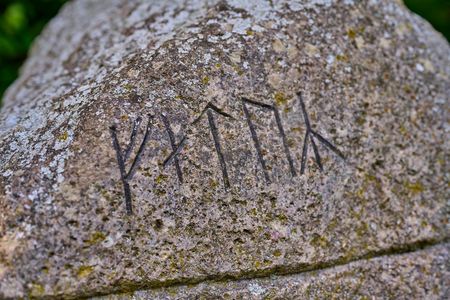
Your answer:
[0,0,67,102]
[0,0,449,104]
[405,0,450,40]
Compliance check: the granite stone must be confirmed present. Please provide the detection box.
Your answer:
[0,0,448,298]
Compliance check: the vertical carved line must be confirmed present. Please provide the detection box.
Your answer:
[207,110,230,189]
[273,106,297,177]
[300,130,309,175]
[110,125,133,215]
[242,100,271,184]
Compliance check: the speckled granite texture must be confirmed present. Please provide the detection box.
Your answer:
[0,0,449,299]
[94,243,450,299]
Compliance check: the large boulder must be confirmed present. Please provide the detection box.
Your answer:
[0,0,448,298]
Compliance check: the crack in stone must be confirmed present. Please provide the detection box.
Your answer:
[67,237,449,299]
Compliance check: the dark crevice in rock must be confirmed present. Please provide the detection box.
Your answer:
[66,237,449,299]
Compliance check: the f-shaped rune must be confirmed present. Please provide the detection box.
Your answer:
[298,92,345,174]
[110,116,152,215]
[193,103,234,188]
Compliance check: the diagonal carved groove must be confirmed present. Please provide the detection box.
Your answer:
[297,92,345,174]
[161,114,184,183]
[163,136,187,169]
[242,98,271,184]
[207,109,231,189]
[126,117,153,180]
[123,116,142,162]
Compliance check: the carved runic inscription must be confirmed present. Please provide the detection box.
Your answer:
[242,97,296,183]
[194,103,234,188]
[297,92,346,174]
[110,116,152,215]
[110,92,345,214]
[162,103,234,188]
[161,114,184,183]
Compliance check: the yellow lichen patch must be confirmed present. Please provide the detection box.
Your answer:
[202,76,210,85]
[273,249,282,257]
[310,234,329,248]
[404,181,424,195]
[355,115,366,126]
[246,29,254,36]
[209,178,218,188]
[77,265,94,279]
[347,28,356,39]
[231,63,244,75]
[327,218,338,231]
[274,92,288,106]
[123,83,134,91]
[30,283,45,297]
[58,131,68,141]
[86,231,106,245]
[287,138,295,147]
[355,222,369,237]
[291,127,303,133]
[155,174,168,184]
[336,54,348,62]
[399,124,408,136]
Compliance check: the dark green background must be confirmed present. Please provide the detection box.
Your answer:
[0,0,449,104]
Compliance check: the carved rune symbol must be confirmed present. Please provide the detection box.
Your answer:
[242,97,296,183]
[110,116,152,215]
[162,103,233,188]
[297,92,345,174]
[161,114,185,183]
[193,103,234,188]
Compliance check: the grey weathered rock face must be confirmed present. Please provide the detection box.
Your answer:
[0,0,448,298]
[94,243,450,299]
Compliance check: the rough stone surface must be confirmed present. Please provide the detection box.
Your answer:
[94,243,450,299]
[0,0,449,299]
